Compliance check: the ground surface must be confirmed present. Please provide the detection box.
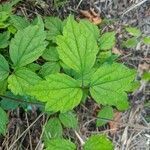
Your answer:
[0,0,150,150]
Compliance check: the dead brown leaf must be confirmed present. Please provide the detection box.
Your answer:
[109,111,122,135]
[80,9,102,25]
[112,47,124,55]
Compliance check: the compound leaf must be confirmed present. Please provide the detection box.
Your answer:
[29,73,83,112]
[56,16,98,76]
[8,67,41,95]
[0,54,9,81]
[9,17,46,68]
[84,134,113,150]
[90,63,137,110]
[45,138,76,150]
[0,107,8,135]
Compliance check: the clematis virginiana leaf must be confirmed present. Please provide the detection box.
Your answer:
[56,16,98,76]
[8,67,41,95]
[9,16,46,68]
[90,63,137,110]
[29,73,83,112]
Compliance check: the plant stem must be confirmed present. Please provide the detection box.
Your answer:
[0,94,44,106]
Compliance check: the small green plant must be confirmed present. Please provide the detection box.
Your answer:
[0,12,139,149]
[122,26,150,48]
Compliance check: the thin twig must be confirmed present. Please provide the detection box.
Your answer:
[25,113,33,150]
[8,113,44,150]
[122,0,148,16]
[74,130,85,146]
[76,0,83,10]
[81,104,150,130]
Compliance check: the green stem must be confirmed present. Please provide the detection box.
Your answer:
[0,94,44,106]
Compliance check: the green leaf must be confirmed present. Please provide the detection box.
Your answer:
[29,73,83,112]
[0,92,20,110]
[90,63,136,110]
[8,67,41,95]
[96,51,112,64]
[0,31,10,49]
[80,19,99,40]
[96,106,114,127]
[45,138,76,150]
[0,11,10,22]
[125,27,141,37]
[44,17,63,42]
[0,0,21,23]
[123,37,138,48]
[59,111,78,129]
[99,32,115,50]
[42,46,59,62]
[0,22,9,29]
[26,63,41,72]
[142,72,150,81]
[39,62,60,77]
[8,25,17,34]
[143,36,150,45]
[0,79,7,94]
[0,107,8,135]
[10,15,30,30]
[0,54,9,81]
[9,17,46,68]
[84,134,113,150]
[44,118,62,141]
[57,16,98,76]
